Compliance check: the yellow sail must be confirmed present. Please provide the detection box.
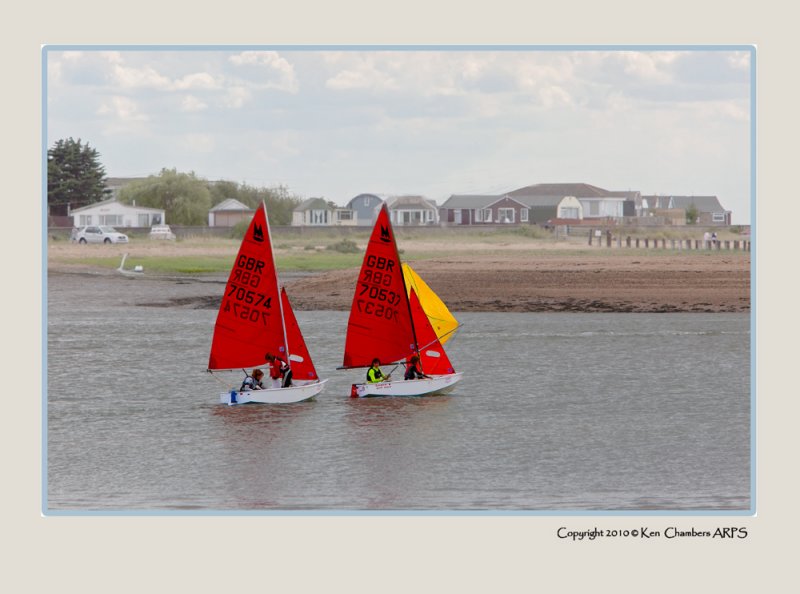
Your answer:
[402,263,459,345]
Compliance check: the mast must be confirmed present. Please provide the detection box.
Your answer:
[264,201,291,364]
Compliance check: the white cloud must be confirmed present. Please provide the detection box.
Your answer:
[180,95,208,112]
[112,62,172,90]
[228,51,298,92]
[173,72,220,90]
[223,86,252,108]
[97,96,148,122]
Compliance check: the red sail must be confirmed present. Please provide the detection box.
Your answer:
[207,203,287,370]
[409,288,455,375]
[342,204,417,368]
[280,287,319,381]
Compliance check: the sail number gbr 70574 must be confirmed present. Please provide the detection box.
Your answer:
[222,255,273,325]
[355,254,402,321]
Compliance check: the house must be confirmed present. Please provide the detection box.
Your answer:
[69,198,166,228]
[439,194,502,225]
[208,198,254,227]
[440,192,583,225]
[386,195,438,226]
[345,193,386,226]
[641,195,730,226]
[513,194,584,224]
[507,183,627,220]
[292,197,333,226]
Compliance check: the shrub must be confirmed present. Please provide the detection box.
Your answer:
[326,239,361,253]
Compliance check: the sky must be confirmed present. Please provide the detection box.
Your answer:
[45,46,753,224]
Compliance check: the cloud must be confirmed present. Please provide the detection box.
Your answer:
[180,95,208,112]
[228,51,298,92]
[97,96,148,122]
[223,86,252,108]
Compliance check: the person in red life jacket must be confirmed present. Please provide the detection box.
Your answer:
[265,352,293,388]
[367,358,391,383]
[404,355,430,380]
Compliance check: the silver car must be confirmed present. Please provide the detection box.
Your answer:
[74,225,129,244]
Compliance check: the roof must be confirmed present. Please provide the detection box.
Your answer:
[440,194,502,209]
[294,197,331,211]
[69,198,164,214]
[210,198,253,212]
[643,195,727,212]
[386,195,437,209]
[510,194,572,207]
[507,183,612,198]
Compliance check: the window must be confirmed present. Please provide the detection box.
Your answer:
[588,201,600,216]
[79,215,93,225]
[520,209,529,222]
[99,215,123,225]
[560,207,579,219]
[337,210,353,221]
[498,208,515,223]
[483,209,492,223]
[712,212,726,223]
[138,214,150,226]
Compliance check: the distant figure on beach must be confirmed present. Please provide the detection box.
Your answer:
[703,231,711,248]
[711,232,718,247]
[241,368,264,391]
[367,358,390,383]
[404,355,430,380]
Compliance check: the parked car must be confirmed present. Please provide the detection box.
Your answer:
[149,224,176,240]
[74,225,129,244]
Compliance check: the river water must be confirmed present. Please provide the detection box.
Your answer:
[46,272,751,513]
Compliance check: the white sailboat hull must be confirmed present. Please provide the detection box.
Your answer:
[220,379,328,405]
[351,373,463,398]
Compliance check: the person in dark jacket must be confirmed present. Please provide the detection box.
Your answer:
[404,355,430,380]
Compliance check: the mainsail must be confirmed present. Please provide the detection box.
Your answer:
[342,204,417,368]
[207,203,288,371]
[402,263,458,345]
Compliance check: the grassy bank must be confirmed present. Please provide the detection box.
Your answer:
[47,231,749,276]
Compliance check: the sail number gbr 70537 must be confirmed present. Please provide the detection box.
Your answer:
[222,255,273,325]
[355,255,402,321]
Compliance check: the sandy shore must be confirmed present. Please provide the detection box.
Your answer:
[47,240,750,313]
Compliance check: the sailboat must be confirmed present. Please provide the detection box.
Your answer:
[341,203,463,398]
[208,202,327,405]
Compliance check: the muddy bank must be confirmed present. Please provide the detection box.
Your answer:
[48,252,750,314]
[284,254,750,314]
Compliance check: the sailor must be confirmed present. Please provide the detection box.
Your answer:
[265,352,292,388]
[404,355,430,380]
[241,368,265,391]
[367,358,391,383]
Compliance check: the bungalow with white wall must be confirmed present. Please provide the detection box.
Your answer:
[292,197,356,226]
[208,198,254,227]
[69,198,166,228]
[508,183,626,221]
[386,195,438,226]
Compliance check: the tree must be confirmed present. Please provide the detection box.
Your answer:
[685,204,699,225]
[208,180,302,225]
[117,168,211,225]
[47,138,109,216]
